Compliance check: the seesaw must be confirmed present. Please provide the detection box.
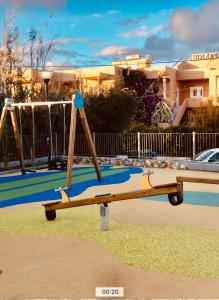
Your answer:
[42,172,183,231]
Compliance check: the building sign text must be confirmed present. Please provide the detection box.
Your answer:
[191,52,219,61]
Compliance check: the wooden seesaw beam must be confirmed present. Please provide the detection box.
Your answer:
[42,180,183,230]
[177,176,219,185]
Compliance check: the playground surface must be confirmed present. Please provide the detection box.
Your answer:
[0,166,142,208]
[0,167,219,298]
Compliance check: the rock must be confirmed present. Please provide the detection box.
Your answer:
[152,161,159,168]
[140,159,146,167]
[159,161,167,168]
[145,159,152,167]
[123,159,132,166]
[171,162,177,169]
[116,159,123,166]
[166,161,172,168]
[110,158,116,165]
[133,161,141,167]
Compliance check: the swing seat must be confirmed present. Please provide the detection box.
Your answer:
[49,157,67,170]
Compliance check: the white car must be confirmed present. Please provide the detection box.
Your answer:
[174,148,219,172]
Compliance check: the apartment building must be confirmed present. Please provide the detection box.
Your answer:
[19,52,219,125]
[57,65,123,94]
[113,52,219,125]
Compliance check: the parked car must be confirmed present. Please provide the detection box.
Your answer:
[174,148,219,171]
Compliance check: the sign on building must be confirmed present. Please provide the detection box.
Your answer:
[191,52,219,61]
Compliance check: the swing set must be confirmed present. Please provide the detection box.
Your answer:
[0,93,102,176]
[0,97,73,173]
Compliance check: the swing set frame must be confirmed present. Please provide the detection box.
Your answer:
[0,94,102,182]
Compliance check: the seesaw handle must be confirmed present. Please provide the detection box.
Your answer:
[54,186,68,192]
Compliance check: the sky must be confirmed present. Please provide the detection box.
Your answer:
[0,0,218,68]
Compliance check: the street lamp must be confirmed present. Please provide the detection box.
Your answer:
[41,71,53,168]
[41,71,52,102]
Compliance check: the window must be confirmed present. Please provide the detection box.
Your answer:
[194,150,214,161]
[209,152,219,162]
[193,88,197,97]
[190,86,203,98]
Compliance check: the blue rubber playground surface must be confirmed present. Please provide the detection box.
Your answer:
[145,191,219,207]
[0,165,219,208]
[0,166,142,208]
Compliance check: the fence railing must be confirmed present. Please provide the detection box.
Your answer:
[1,132,219,167]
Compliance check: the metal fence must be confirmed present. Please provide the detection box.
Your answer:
[1,132,219,167]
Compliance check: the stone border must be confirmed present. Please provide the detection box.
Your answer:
[74,156,177,169]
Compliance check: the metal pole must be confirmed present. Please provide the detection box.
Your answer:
[93,132,96,151]
[137,132,140,159]
[44,78,52,167]
[18,106,25,166]
[48,104,54,158]
[192,131,196,159]
[63,103,66,157]
[100,203,109,231]
[31,105,35,166]
[18,107,24,154]
[55,132,58,157]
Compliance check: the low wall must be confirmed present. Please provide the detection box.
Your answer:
[74,156,177,169]
[1,156,219,173]
[0,156,177,171]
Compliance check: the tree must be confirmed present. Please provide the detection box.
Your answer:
[0,10,25,101]
[123,69,149,97]
[84,90,137,132]
[151,101,173,125]
[135,93,163,126]
[191,99,219,132]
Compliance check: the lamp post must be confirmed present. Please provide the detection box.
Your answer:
[41,71,52,101]
[41,71,53,168]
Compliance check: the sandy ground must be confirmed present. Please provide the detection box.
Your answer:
[0,167,219,299]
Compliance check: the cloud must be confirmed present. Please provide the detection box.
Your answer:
[54,37,98,45]
[119,25,164,39]
[91,13,103,18]
[107,10,120,15]
[119,10,171,26]
[142,35,188,61]
[91,10,120,18]
[0,0,66,8]
[119,15,147,26]
[54,48,89,58]
[76,58,103,66]
[44,60,73,70]
[119,26,149,38]
[97,45,138,57]
[170,0,219,46]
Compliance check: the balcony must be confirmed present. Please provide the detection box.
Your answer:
[173,97,219,126]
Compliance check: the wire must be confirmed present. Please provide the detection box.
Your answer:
[21,57,215,69]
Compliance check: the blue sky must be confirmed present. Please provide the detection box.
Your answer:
[0,0,218,68]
